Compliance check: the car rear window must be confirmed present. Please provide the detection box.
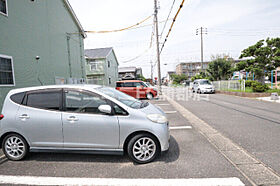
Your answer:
[26,91,61,111]
[10,92,25,105]
[116,82,123,87]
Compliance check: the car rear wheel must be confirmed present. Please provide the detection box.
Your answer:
[146,92,153,100]
[127,134,160,164]
[2,134,29,161]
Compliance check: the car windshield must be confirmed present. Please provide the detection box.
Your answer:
[97,87,147,109]
[142,82,150,87]
[200,80,211,85]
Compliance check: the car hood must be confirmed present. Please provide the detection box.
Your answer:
[140,102,166,116]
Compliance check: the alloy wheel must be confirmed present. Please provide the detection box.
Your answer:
[4,136,26,159]
[132,137,156,162]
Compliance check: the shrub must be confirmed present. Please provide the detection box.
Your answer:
[251,81,269,92]
[245,80,257,87]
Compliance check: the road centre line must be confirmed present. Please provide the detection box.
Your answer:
[170,126,192,130]
[0,175,244,186]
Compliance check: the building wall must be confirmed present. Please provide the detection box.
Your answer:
[85,58,106,86]
[176,62,210,78]
[105,51,118,87]
[85,52,118,87]
[0,0,85,110]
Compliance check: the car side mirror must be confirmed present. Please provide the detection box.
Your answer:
[98,105,112,114]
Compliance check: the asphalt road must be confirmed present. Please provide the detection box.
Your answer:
[0,99,249,185]
[163,87,280,180]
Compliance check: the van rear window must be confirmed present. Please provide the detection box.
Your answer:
[116,82,123,87]
[10,92,25,105]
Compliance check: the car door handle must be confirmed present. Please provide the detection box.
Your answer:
[19,114,30,119]
[67,116,79,122]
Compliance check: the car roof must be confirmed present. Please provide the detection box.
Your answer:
[8,84,102,95]
[117,80,142,83]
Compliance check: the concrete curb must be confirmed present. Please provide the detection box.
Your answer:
[216,90,271,98]
[165,95,280,186]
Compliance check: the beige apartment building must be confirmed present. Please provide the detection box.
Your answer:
[176,62,210,78]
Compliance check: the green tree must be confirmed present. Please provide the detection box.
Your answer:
[236,37,280,84]
[137,75,146,81]
[170,74,188,84]
[191,73,208,81]
[206,55,233,81]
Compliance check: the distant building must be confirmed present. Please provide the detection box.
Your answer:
[163,71,175,85]
[176,62,210,78]
[0,0,86,110]
[85,47,119,87]
[118,67,143,80]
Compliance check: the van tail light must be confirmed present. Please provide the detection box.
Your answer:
[0,114,4,120]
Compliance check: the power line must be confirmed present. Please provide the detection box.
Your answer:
[160,0,176,39]
[120,21,155,63]
[85,15,152,34]
[160,0,185,54]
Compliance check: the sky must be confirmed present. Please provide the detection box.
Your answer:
[68,0,280,79]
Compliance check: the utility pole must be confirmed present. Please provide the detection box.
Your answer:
[196,27,207,72]
[154,0,162,93]
[150,61,153,81]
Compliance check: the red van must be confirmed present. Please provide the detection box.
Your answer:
[116,80,158,99]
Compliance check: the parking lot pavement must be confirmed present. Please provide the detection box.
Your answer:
[0,98,249,185]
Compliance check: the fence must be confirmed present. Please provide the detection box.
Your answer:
[212,80,245,91]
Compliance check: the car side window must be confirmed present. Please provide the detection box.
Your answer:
[64,90,108,114]
[134,82,142,87]
[26,90,61,111]
[10,92,25,105]
[124,82,134,87]
[113,103,128,116]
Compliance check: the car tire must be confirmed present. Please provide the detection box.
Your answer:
[146,92,153,100]
[2,133,29,161]
[127,133,160,164]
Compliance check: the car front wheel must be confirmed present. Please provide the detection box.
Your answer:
[2,134,29,161]
[146,92,153,100]
[127,134,160,164]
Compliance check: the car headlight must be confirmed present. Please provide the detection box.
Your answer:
[147,114,167,124]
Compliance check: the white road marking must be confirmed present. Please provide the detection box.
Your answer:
[170,126,192,130]
[155,104,170,106]
[164,111,177,114]
[0,175,244,186]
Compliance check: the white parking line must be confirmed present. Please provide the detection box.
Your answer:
[164,111,177,114]
[170,126,192,130]
[0,175,244,186]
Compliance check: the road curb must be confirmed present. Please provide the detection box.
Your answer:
[165,95,280,186]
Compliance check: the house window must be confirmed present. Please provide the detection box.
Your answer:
[0,55,15,86]
[0,0,7,16]
[108,60,110,68]
[90,62,98,71]
[109,77,111,85]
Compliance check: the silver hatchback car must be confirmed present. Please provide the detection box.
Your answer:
[0,85,169,164]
